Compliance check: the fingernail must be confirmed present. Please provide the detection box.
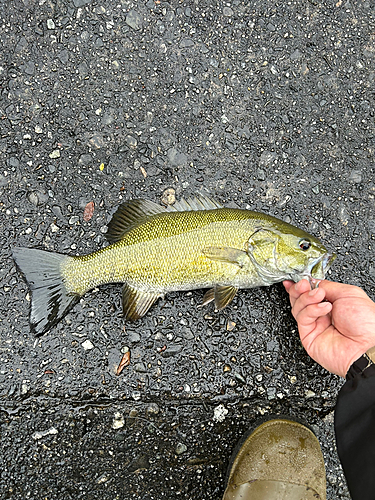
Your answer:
[308,288,319,297]
[295,281,302,291]
[318,301,330,308]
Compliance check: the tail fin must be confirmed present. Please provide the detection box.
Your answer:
[12,248,80,336]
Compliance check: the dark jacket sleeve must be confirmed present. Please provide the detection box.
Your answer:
[335,355,375,500]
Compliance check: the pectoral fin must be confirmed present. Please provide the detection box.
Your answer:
[202,285,238,310]
[122,284,162,321]
[202,247,249,268]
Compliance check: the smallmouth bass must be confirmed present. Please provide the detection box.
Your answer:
[13,195,336,335]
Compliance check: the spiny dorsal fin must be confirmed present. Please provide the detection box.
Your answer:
[106,199,167,243]
[166,194,223,212]
[106,195,223,243]
[122,284,162,321]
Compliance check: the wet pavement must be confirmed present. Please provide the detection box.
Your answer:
[1,0,375,498]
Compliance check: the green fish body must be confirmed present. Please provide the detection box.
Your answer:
[13,196,336,335]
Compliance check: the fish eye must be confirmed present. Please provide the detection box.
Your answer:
[299,239,311,251]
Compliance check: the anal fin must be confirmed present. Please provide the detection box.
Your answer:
[201,285,238,311]
[201,288,215,307]
[122,284,162,321]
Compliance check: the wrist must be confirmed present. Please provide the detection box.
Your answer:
[346,345,375,380]
[365,345,375,363]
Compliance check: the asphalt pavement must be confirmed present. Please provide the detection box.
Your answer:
[1,0,375,498]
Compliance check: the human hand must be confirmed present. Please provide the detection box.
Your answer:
[283,279,375,377]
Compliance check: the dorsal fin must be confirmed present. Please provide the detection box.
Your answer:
[106,199,167,243]
[106,195,224,243]
[166,194,223,212]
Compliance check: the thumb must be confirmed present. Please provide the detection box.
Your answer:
[317,280,368,303]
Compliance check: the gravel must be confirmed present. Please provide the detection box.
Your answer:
[2,0,375,498]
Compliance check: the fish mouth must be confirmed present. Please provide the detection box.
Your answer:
[297,252,337,287]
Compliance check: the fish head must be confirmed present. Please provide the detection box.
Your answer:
[246,226,336,286]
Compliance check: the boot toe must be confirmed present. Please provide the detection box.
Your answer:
[223,419,326,500]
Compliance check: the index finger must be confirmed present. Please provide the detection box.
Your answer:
[283,279,312,307]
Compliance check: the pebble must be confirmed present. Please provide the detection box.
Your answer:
[125,135,138,148]
[9,157,19,167]
[27,191,39,206]
[260,151,277,166]
[51,205,66,222]
[112,412,125,429]
[21,383,29,395]
[128,331,141,343]
[162,345,182,357]
[257,169,266,181]
[234,372,246,385]
[290,49,302,61]
[126,10,142,30]
[305,389,316,398]
[167,147,187,166]
[69,216,79,225]
[32,427,58,440]
[73,0,91,6]
[47,19,55,30]
[58,49,69,64]
[132,391,141,401]
[78,61,89,76]
[183,329,194,340]
[213,404,228,423]
[223,7,234,16]
[179,38,194,48]
[96,474,109,484]
[49,149,60,159]
[161,187,176,206]
[176,442,187,455]
[270,65,278,75]
[79,153,93,165]
[23,61,35,75]
[81,340,94,350]
[134,362,147,373]
[146,403,160,416]
[226,320,236,331]
[267,387,276,400]
[349,170,362,183]
[89,132,105,149]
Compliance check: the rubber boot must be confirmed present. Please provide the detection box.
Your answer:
[222,418,326,500]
